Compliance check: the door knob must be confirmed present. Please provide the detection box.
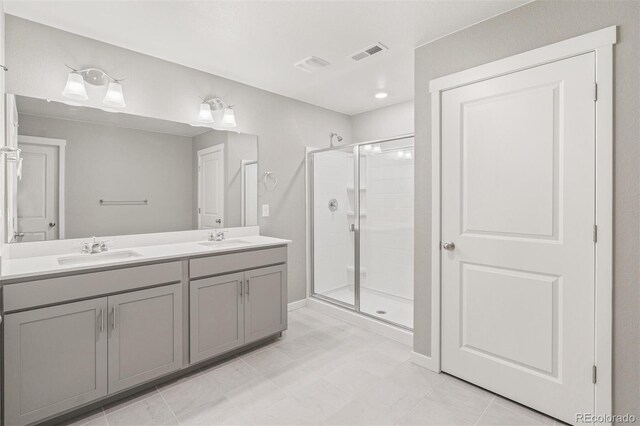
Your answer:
[49,222,56,228]
[442,241,456,251]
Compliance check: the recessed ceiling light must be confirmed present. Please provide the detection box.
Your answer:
[375,91,388,99]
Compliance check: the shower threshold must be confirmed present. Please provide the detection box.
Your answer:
[316,285,413,329]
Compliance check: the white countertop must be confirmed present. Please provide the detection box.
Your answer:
[1,235,291,281]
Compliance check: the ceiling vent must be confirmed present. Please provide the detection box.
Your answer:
[350,42,389,62]
[294,56,331,73]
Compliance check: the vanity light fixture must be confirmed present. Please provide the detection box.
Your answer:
[62,65,126,108]
[62,72,89,101]
[220,107,237,128]
[197,97,237,128]
[198,102,215,123]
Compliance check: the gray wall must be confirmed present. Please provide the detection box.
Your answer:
[18,114,193,238]
[5,16,352,302]
[350,100,414,142]
[413,1,639,418]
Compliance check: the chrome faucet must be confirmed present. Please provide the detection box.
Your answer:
[80,237,109,254]
[208,230,226,242]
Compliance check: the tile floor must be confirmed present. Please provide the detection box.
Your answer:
[62,307,564,426]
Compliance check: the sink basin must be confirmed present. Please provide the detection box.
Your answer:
[198,239,252,248]
[57,250,142,266]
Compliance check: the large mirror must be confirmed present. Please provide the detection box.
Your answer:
[5,94,258,243]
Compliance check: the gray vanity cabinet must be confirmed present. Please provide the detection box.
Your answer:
[3,298,109,426]
[189,263,287,364]
[108,284,183,393]
[190,272,245,363]
[244,264,287,344]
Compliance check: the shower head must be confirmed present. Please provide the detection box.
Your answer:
[329,132,343,147]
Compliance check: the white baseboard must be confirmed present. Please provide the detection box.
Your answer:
[411,351,439,372]
[306,297,412,345]
[288,299,307,312]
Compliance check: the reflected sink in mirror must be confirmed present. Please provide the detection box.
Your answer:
[198,239,252,248]
[57,250,143,266]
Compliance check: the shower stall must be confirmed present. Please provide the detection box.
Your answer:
[309,135,414,329]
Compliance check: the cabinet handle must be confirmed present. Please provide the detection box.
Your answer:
[99,309,104,333]
[239,280,243,303]
[112,306,116,330]
[246,279,250,296]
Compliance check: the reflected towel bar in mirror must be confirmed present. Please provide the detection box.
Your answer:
[99,199,148,206]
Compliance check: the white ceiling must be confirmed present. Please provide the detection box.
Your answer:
[4,0,526,115]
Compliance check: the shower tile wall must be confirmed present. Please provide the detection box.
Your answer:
[313,150,353,296]
[362,148,414,300]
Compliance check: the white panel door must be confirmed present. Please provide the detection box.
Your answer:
[17,142,59,241]
[441,53,595,423]
[198,145,225,229]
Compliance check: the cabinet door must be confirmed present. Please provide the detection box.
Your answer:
[190,272,245,364]
[108,284,182,393]
[244,264,287,344]
[4,298,108,426]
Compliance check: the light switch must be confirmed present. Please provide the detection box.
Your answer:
[262,204,270,217]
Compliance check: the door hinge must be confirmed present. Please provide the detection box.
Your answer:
[593,225,598,243]
[594,83,598,102]
[592,365,597,384]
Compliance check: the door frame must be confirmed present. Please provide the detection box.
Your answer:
[17,135,67,239]
[197,144,225,229]
[428,26,615,418]
[240,159,258,226]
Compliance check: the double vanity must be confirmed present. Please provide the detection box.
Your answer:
[0,228,290,426]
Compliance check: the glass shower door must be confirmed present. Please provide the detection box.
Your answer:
[358,138,414,329]
[311,146,357,307]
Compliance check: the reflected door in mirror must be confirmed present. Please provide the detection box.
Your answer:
[198,145,225,229]
[242,161,258,226]
[17,139,62,241]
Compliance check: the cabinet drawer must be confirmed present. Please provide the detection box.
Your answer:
[3,262,182,312]
[189,246,287,279]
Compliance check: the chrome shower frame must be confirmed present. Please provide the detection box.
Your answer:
[307,133,414,330]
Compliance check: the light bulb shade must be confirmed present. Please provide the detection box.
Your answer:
[198,102,214,123]
[220,107,237,128]
[62,72,88,101]
[103,81,126,108]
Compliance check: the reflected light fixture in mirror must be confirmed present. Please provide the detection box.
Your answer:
[62,65,126,109]
[197,97,237,128]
